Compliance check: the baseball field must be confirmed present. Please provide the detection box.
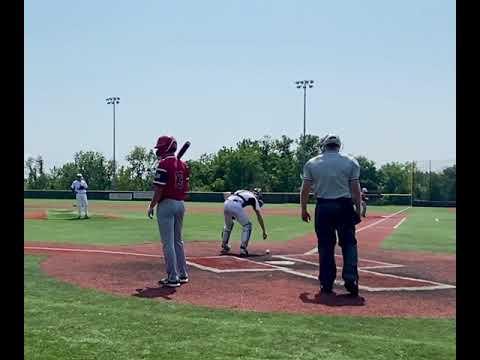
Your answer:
[24,199,456,359]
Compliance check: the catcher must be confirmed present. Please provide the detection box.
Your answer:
[221,188,268,256]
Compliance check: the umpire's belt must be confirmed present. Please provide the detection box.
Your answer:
[316,197,352,204]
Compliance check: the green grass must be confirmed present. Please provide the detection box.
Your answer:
[24,211,313,245]
[382,207,456,253]
[25,255,455,360]
[24,199,409,246]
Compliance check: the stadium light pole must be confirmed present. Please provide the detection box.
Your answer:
[295,80,314,138]
[105,97,120,190]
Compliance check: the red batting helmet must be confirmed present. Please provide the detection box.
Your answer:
[155,136,177,158]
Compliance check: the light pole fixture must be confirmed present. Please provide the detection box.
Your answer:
[105,97,120,190]
[295,80,314,138]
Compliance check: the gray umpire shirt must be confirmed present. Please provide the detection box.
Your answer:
[303,150,360,199]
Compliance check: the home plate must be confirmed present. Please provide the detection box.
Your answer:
[265,260,295,266]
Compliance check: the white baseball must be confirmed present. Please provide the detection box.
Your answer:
[265,249,270,255]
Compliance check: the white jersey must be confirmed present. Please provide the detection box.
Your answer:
[71,179,88,194]
[227,190,262,211]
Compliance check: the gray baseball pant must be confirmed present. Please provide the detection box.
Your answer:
[156,198,188,282]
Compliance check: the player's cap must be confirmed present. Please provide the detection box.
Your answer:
[362,187,368,192]
[321,134,341,147]
[76,173,83,177]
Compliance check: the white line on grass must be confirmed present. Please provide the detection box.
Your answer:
[304,207,411,255]
[393,217,407,229]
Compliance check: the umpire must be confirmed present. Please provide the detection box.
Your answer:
[300,134,362,296]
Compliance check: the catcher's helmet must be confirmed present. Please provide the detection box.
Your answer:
[155,136,177,158]
[320,134,341,152]
[252,188,264,207]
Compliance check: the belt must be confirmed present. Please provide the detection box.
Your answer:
[316,197,352,203]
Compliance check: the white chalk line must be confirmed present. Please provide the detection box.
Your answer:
[275,255,405,270]
[393,217,407,229]
[24,246,163,258]
[304,207,411,255]
[273,254,455,291]
[24,243,455,292]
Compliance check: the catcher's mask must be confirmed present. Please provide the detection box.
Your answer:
[253,188,264,207]
[155,136,177,159]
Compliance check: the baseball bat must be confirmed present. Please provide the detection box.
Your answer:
[177,141,191,159]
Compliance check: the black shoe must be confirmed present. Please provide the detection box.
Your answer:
[344,281,359,296]
[239,248,249,257]
[158,278,181,288]
[320,286,334,295]
[179,277,189,284]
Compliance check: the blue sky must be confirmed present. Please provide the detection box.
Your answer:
[25,0,455,171]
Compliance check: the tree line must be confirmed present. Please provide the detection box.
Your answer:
[24,135,456,201]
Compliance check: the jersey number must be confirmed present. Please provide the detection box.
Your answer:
[175,171,184,189]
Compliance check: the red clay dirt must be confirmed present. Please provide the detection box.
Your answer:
[24,209,456,318]
[24,210,47,220]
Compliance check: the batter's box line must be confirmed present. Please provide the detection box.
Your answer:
[225,257,454,292]
[185,260,279,273]
[263,255,456,292]
[304,207,411,255]
[277,255,405,270]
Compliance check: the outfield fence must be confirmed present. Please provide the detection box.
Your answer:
[24,190,454,207]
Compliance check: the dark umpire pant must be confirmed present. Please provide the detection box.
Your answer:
[315,197,359,290]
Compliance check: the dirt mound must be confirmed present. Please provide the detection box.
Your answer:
[24,211,47,220]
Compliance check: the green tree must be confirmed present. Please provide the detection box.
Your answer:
[55,162,81,190]
[355,156,381,192]
[187,154,215,191]
[210,144,265,191]
[25,156,49,189]
[73,151,112,190]
[295,134,321,189]
[442,165,456,201]
[379,162,411,194]
[122,146,157,190]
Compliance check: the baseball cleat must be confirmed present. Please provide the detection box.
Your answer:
[220,244,231,254]
[179,277,189,284]
[239,248,249,257]
[158,278,181,288]
[344,281,359,297]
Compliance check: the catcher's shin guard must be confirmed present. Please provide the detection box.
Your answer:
[361,202,367,217]
[221,224,234,249]
[240,222,252,250]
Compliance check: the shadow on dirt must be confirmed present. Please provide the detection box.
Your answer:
[133,286,177,300]
[299,292,366,307]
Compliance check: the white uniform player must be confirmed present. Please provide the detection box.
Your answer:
[361,187,368,218]
[71,174,89,219]
[221,189,268,256]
